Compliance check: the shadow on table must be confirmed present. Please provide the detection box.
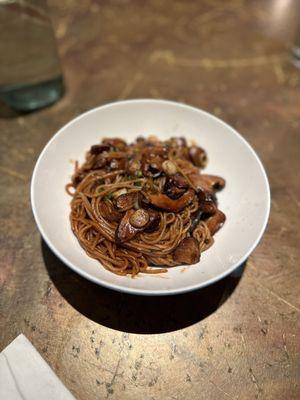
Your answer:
[0,99,55,118]
[0,100,22,118]
[42,240,246,334]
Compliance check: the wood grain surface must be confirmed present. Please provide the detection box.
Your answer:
[0,1,299,399]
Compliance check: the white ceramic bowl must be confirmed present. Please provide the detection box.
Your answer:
[31,99,270,295]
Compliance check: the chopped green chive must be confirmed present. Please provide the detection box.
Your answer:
[104,192,113,201]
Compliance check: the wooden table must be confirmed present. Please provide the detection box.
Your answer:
[1,1,299,399]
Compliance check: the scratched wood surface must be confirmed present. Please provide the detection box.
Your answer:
[0,1,300,399]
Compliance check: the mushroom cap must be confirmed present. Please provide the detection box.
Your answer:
[173,237,200,264]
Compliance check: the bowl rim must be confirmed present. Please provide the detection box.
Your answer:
[31,98,271,296]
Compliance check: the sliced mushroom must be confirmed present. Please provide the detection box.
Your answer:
[178,148,190,160]
[148,188,194,212]
[90,144,110,155]
[170,137,187,147]
[188,173,211,192]
[115,192,138,211]
[112,188,127,198]
[202,175,225,191]
[188,174,217,214]
[197,188,217,215]
[109,158,127,170]
[191,174,225,192]
[170,173,188,188]
[115,210,140,244]
[102,138,126,150]
[189,146,208,168]
[146,145,169,158]
[162,160,177,176]
[141,154,164,178]
[92,156,107,169]
[99,201,122,222]
[164,173,189,200]
[205,210,226,235]
[173,237,200,264]
[175,159,199,175]
[129,209,150,228]
[144,209,161,233]
[188,173,222,204]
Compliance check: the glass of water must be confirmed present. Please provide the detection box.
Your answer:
[0,0,64,112]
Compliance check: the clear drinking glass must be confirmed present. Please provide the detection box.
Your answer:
[0,0,64,112]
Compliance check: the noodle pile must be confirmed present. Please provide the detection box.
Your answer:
[66,136,225,276]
